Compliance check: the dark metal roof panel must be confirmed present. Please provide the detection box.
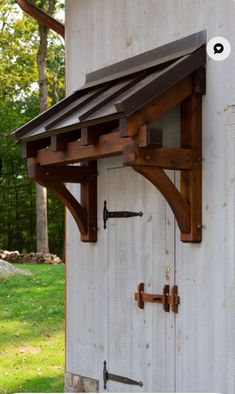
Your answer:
[12,31,206,143]
[114,46,206,116]
[20,89,99,139]
[12,88,88,141]
[85,30,206,87]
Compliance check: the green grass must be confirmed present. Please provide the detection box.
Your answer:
[0,264,65,393]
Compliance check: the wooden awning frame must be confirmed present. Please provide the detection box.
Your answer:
[13,32,206,243]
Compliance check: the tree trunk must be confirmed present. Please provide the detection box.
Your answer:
[35,1,56,252]
[36,21,49,252]
[36,183,48,252]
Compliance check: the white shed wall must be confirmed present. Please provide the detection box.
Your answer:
[65,1,235,392]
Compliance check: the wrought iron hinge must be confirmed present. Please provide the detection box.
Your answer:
[134,283,180,313]
[103,361,143,390]
[103,200,143,229]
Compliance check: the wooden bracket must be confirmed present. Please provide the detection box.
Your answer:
[134,282,180,313]
[122,91,202,243]
[132,165,191,234]
[27,161,97,242]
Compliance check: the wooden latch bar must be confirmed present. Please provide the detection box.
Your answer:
[134,282,180,313]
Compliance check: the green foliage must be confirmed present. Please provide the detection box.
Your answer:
[0,264,65,393]
[0,4,38,100]
[0,0,65,256]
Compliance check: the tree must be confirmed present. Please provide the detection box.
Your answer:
[31,0,64,253]
[0,0,65,256]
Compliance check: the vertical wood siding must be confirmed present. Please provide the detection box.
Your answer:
[65,1,235,392]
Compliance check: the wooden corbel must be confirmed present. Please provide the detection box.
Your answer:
[27,161,97,242]
[122,91,202,243]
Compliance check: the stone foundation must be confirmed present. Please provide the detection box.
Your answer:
[65,372,99,393]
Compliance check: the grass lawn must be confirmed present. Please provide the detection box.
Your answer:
[0,264,65,394]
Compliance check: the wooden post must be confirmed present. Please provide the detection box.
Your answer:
[180,94,202,242]
[80,161,97,242]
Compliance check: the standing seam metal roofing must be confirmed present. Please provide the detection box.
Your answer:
[12,30,206,143]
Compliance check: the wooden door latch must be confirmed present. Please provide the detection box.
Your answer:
[134,282,180,313]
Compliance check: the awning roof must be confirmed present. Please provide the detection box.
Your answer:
[12,30,206,143]
[14,31,206,243]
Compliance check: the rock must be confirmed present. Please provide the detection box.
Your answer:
[0,259,31,279]
[0,249,63,264]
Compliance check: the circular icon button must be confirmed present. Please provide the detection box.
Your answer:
[207,36,231,61]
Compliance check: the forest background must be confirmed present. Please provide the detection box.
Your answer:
[0,0,65,258]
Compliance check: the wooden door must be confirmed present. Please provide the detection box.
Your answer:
[104,160,175,392]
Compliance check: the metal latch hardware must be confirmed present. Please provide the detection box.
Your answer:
[103,200,143,229]
[103,361,143,390]
[134,282,180,313]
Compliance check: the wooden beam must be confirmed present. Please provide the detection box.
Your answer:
[133,165,190,234]
[180,94,202,242]
[27,164,96,183]
[123,144,193,170]
[32,129,149,166]
[120,75,193,137]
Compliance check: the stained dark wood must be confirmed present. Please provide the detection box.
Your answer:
[120,75,193,137]
[133,165,190,234]
[28,162,98,242]
[123,144,194,170]
[29,175,88,235]
[31,129,148,166]
[180,93,202,242]
[124,125,163,148]
[145,127,163,148]
[193,67,206,95]
[14,31,206,244]
[81,120,118,146]
[22,139,50,159]
[134,283,179,313]
[27,164,96,183]
[81,127,97,146]
[51,130,81,152]
[80,161,97,242]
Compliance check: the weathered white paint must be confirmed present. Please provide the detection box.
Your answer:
[65,1,235,392]
[106,162,175,392]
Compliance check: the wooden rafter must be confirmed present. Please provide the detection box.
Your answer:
[120,75,193,137]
